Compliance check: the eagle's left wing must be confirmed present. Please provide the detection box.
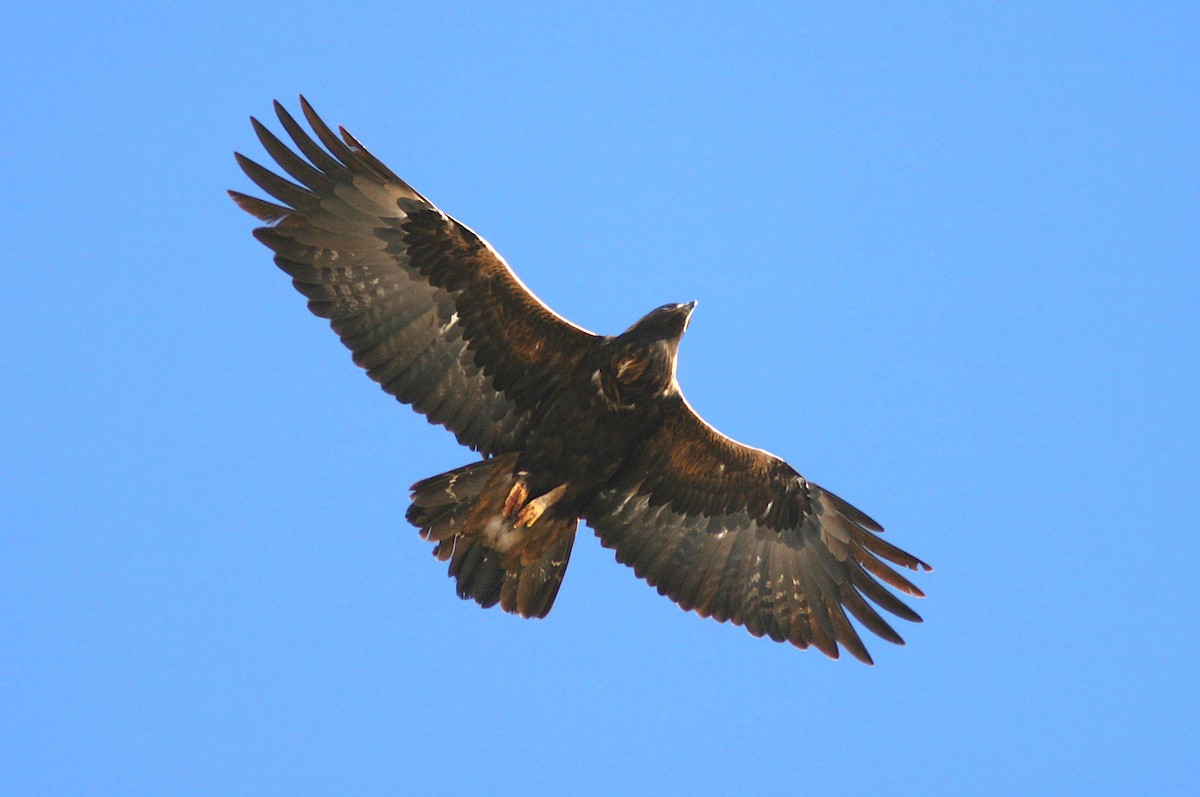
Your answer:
[230,99,598,457]
[585,394,930,664]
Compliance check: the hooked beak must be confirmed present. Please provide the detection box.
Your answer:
[679,300,697,329]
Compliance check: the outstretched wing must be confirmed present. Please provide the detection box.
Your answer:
[586,394,930,664]
[231,98,597,455]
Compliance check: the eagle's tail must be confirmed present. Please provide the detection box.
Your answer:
[406,453,577,619]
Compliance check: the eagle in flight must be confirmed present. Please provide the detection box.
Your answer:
[231,98,930,664]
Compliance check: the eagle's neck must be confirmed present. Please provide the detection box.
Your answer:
[593,334,682,412]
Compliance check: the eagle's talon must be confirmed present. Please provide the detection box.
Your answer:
[513,483,569,528]
[503,481,528,517]
[515,500,545,528]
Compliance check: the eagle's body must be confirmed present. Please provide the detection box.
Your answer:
[232,99,930,663]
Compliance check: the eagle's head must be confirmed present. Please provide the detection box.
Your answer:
[602,302,698,404]
[623,301,697,343]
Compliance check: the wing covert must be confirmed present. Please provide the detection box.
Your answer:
[231,98,598,455]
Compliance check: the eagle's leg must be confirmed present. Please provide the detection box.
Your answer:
[502,480,529,518]
[514,483,569,528]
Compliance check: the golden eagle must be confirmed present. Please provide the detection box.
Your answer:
[231,99,930,664]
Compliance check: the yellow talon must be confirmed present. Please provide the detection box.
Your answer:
[503,480,528,517]
[513,483,569,528]
[515,501,545,528]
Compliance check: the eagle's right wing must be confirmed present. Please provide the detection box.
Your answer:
[586,392,930,664]
[231,98,597,456]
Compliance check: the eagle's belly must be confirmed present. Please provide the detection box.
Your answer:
[515,386,660,516]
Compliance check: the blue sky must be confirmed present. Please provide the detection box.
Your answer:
[3,2,1197,795]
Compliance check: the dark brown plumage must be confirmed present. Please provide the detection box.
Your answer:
[232,98,930,664]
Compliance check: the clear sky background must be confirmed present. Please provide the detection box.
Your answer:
[3,3,1197,795]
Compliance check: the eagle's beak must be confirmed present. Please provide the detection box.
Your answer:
[680,300,697,330]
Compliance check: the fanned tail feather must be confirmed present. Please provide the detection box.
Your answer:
[407,453,577,619]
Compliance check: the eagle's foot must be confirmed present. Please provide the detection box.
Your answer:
[503,480,529,518]
[514,483,569,528]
